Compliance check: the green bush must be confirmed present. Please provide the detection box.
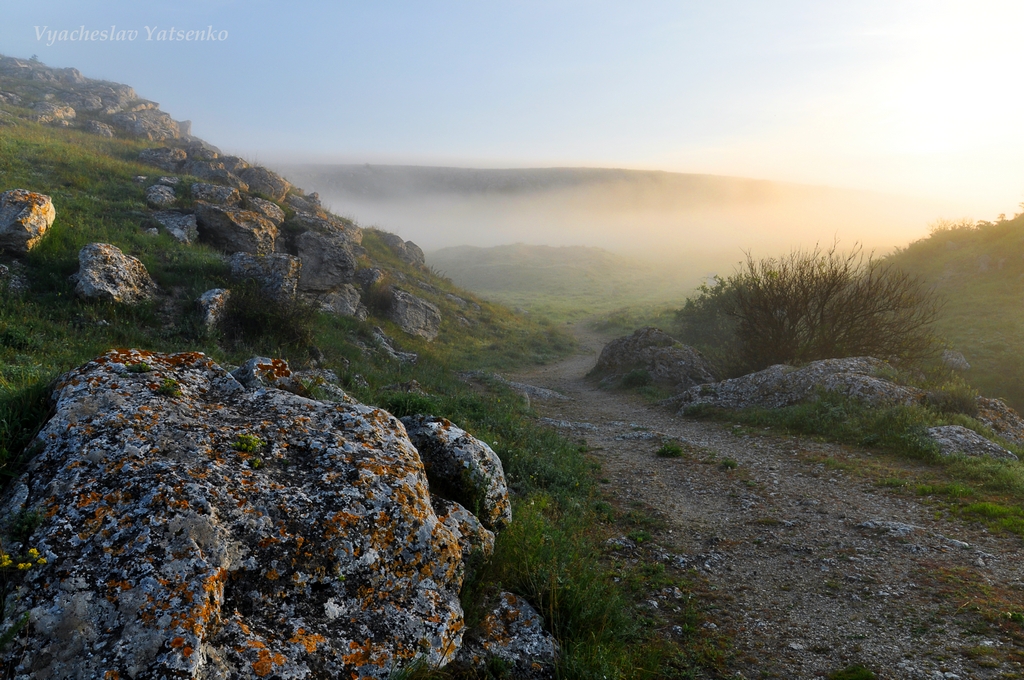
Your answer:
[655,442,684,458]
[219,280,319,356]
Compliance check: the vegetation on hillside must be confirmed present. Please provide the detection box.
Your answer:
[0,116,721,677]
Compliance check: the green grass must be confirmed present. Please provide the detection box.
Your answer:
[0,116,712,678]
[656,442,685,458]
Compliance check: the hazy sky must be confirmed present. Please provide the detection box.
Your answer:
[3,1,1024,217]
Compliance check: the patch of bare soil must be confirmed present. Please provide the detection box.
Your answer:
[512,322,1024,680]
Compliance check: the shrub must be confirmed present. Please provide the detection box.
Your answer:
[219,280,318,354]
[926,376,979,417]
[677,244,941,375]
[364,274,395,316]
[656,441,684,458]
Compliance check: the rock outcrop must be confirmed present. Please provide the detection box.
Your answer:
[927,425,1018,460]
[379,232,426,266]
[229,252,301,301]
[239,166,291,202]
[0,349,477,678]
[195,203,278,255]
[594,327,717,390]
[976,397,1024,447]
[71,242,157,304]
[0,189,55,254]
[315,284,368,321]
[145,184,176,208]
[191,182,240,206]
[389,289,442,341]
[673,356,925,412]
[401,415,512,531]
[296,230,357,293]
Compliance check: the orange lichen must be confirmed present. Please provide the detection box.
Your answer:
[288,628,326,653]
[251,648,286,677]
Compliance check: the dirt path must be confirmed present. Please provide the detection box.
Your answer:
[512,322,1024,680]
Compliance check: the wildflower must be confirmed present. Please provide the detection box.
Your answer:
[17,562,31,570]
[0,555,11,568]
[36,558,47,565]
[27,548,39,558]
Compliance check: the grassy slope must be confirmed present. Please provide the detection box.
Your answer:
[428,244,703,320]
[0,118,722,678]
[885,217,1024,412]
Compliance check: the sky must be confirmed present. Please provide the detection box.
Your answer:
[3,1,1024,218]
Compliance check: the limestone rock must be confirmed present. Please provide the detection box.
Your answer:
[184,140,220,161]
[311,284,368,320]
[401,415,512,531]
[975,397,1024,447]
[183,160,249,190]
[942,350,971,372]
[0,189,55,255]
[388,290,442,341]
[595,327,717,390]
[230,356,303,392]
[145,184,176,208]
[433,497,495,561]
[158,176,180,187]
[152,211,198,244]
[243,196,285,225]
[239,166,291,201]
[0,349,470,678]
[191,182,240,206]
[454,592,558,679]
[110,109,185,141]
[196,288,230,328]
[927,425,1018,460]
[229,252,300,301]
[296,230,357,292]
[32,101,75,124]
[83,120,115,137]
[372,327,419,364]
[71,242,157,304]
[674,357,925,412]
[195,203,278,255]
[291,211,363,245]
[219,156,251,174]
[138,147,187,172]
[379,232,426,266]
[286,192,323,214]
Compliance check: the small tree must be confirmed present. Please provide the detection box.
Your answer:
[730,244,941,370]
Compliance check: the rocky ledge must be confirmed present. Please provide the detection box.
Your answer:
[0,349,553,679]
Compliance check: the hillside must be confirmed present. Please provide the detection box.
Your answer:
[0,55,725,678]
[428,243,711,316]
[886,216,1024,412]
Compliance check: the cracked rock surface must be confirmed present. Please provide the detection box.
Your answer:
[1,349,480,679]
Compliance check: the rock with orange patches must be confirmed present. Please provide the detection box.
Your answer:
[71,242,158,304]
[0,348,474,678]
[454,592,558,679]
[401,415,512,531]
[0,189,56,255]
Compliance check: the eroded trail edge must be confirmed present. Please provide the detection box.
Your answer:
[513,322,1024,680]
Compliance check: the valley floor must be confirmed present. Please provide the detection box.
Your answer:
[513,323,1024,680]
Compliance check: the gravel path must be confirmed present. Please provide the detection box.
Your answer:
[512,323,1024,680]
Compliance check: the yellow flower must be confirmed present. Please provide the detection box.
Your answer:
[36,558,47,565]
[27,548,39,558]
[17,562,31,570]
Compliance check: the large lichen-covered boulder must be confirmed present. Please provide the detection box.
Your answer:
[0,349,470,679]
[71,242,157,304]
[152,211,198,244]
[195,203,278,255]
[191,182,240,206]
[0,189,55,255]
[229,252,301,301]
[454,592,558,679]
[673,356,925,412]
[388,289,442,341]
[594,327,717,390]
[145,184,176,208]
[296,230,357,292]
[401,415,512,531]
[976,397,1024,447]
